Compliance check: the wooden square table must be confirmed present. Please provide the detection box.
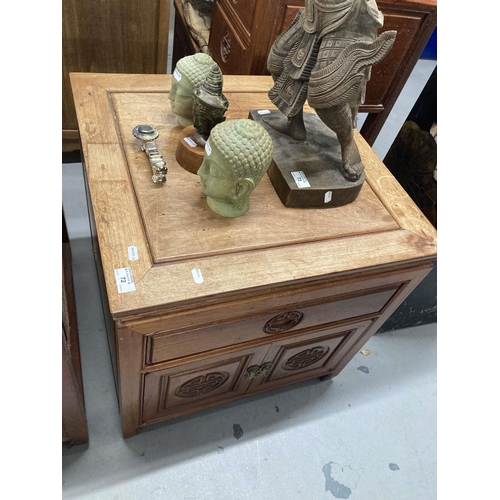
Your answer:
[71,73,437,438]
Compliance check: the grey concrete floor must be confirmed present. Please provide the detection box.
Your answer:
[62,59,437,499]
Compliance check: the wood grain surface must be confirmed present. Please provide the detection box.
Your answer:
[63,0,170,143]
[113,92,398,262]
[70,73,437,318]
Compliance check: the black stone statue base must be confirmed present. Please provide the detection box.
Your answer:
[249,110,364,208]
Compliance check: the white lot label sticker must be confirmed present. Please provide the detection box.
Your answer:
[173,68,182,81]
[257,109,271,115]
[324,191,332,203]
[205,140,212,156]
[128,246,138,261]
[114,267,136,293]
[291,171,311,188]
[191,268,204,284]
[184,137,197,147]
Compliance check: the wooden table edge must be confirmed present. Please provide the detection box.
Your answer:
[70,72,437,318]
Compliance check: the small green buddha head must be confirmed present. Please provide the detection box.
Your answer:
[197,119,274,217]
[169,53,215,127]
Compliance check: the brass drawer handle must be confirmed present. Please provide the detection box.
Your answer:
[244,362,273,380]
[263,311,304,334]
[132,125,168,183]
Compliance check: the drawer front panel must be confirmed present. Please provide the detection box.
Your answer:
[209,2,247,74]
[220,0,257,35]
[148,285,399,365]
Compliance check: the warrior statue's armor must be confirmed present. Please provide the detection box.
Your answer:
[266,0,396,180]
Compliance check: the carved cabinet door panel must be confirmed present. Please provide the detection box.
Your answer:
[248,320,373,392]
[142,344,269,423]
[209,1,248,74]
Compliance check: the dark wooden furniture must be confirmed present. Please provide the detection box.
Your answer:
[70,73,437,438]
[62,213,89,446]
[172,0,202,69]
[62,0,171,152]
[378,66,437,332]
[204,0,437,145]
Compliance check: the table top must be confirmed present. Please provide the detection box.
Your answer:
[70,73,436,319]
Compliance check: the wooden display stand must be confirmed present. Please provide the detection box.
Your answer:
[175,125,206,175]
[71,73,437,439]
[250,110,364,208]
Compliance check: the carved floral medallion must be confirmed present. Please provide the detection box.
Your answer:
[174,371,230,398]
[283,346,329,370]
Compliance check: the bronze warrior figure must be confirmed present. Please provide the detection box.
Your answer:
[266,0,396,181]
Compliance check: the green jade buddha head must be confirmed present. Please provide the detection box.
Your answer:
[197,119,274,218]
[169,53,215,127]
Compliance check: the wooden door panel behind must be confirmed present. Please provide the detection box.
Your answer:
[365,11,424,104]
[209,2,247,74]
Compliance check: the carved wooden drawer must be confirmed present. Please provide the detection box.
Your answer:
[146,284,399,365]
